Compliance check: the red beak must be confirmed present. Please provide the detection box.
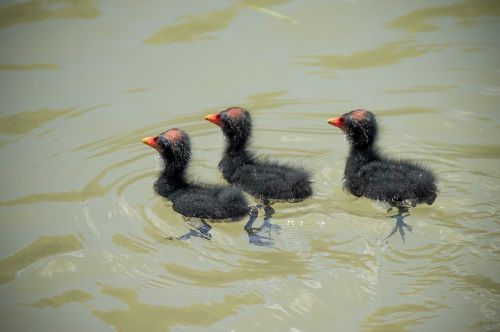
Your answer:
[328,117,345,129]
[205,113,222,127]
[142,136,158,150]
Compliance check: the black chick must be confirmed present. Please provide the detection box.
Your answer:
[205,107,313,203]
[205,107,313,240]
[142,128,258,241]
[328,109,437,242]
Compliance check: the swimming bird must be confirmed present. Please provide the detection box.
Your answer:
[205,107,313,239]
[142,128,258,241]
[328,109,437,242]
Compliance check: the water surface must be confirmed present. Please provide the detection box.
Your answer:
[1,0,499,331]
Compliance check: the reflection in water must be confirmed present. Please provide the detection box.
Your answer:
[377,106,440,117]
[120,87,151,94]
[421,142,500,160]
[391,264,500,297]
[65,103,110,119]
[247,4,297,24]
[111,233,156,255]
[298,40,438,77]
[0,0,100,29]
[0,104,107,135]
[138,199,197,244]
[310,239,377,273]
[385,243,458,263]
[144,6,239,44]
[238,0,289,6]
[361,301,447,332]
[30,289,93,308]
[144,0,291,44]
[0,108,74,135]
[388,0,500,33]
[206,90,326,115]
[0,63,59,71]
[71,91,320,161]
[0,235,82,284]
[92,283,263,331]
[384,85,458,94]
[288,288,321,316]
[241,90,310,111]
[0,155,149,206]
[1,1,499,331]
[162,248,309,287]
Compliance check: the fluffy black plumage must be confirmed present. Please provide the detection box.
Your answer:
[329,110,438,209]
[205,107,313,202]
[142,128,250,221]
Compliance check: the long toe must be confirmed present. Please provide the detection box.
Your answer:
[248,233,273,247]
[245,224,275,247]
[261,219,281,234]
[384,212,413,243]
[384,225,399,241]
[398,223,406,243]
[197,231,212,240]
[176,230,199,241]
[198,223,212,236]
[402,222,413,232]
[175,228,212,241]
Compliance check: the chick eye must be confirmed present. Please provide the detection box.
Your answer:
[156,137,167,149]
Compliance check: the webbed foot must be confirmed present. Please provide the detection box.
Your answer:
[384,211,412,243]
[245,206,277,247]
[167,219,212,241]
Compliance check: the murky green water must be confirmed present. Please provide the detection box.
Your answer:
[1,0,499,331]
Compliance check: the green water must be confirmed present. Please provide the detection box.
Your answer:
[1,0,499,331]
